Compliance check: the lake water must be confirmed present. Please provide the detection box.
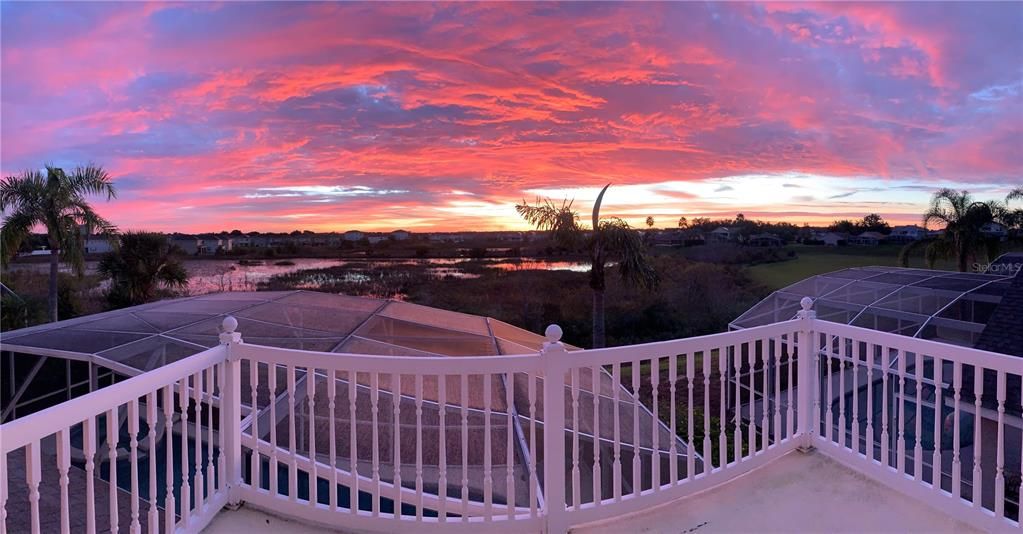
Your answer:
[6,257,591,295]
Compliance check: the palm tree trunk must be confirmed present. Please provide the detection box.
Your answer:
[592,289,605,349]
[48,248,59,322]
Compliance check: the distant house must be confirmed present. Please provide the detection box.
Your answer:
[889,225,927,242]
[196,235,230,254]
[83,236,115,255]
[748,233,783,247]
[981,222,1008,241]
[820,232,848,247]
[653,230,685,248]
[390,229,411,241]
[709,227,733,242]
[343,230,365,242]
[848,231,886,246]
[170,236,201,255]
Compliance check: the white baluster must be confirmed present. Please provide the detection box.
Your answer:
[527,372,538,518]
[668,354,678,483]
[897,349,907,474]
[772,338,781,447]
[952,361,962,500]
[825,335,834,444]
[107,406,120,533]
[270,364,280,499]
[703,349,712,471]
[328,369,338,511]
[0,443,7,534]
[591,365,602,502]
[250,361,260,491]
[571,367,581,509]
[371,372,381,517]
[650,358,659,491]
[866,345,874,463]
[146,392,158,534]
[686,353,695,478]
[786,335,794,440]
[972,365,983,508]
[505,371,515,518]
[932,358,943,492]
[438,373,448,521]
[612,362,622,501]
[83,415,98,534]
[733,347,743,463]
[287,365,297,503]
[914,352,924,482]
[484,373,494,519]
[838,338,846,449]
[178,376,191,526]
[306,367,317,507]
[128,399,141,534]
[746,345,755,456]
[416,374,425,520]
[217,362,225,494]
[761,343,769,453]
[460,373,469,520]
[25,440,41,534]
[631,360,641,494]
[162,386,175,534]
[347,370,357,514]
[718,347,727,468]
[813,335,821,446]
[193,372,204,511]
[851,341,860,455]
[880,346,890,469]
[206,366,214,500]
[994,370,1006,518]
[57,428,71,534]
[392,372,402,520]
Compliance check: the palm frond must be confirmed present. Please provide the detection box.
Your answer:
[516,197,580,248]
[68,164,117,200]
[598,218,658,289]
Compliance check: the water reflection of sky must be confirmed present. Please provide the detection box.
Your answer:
[6,257,592,295]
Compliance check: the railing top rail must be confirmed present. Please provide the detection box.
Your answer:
[813,319,1022,374]
[558,318,802,366]
[0,344,227,453]
[238,342,542,374]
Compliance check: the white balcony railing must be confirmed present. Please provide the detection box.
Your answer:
[1,300,1020,533]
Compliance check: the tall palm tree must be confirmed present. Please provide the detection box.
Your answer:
[517,184,657,348]
[1,164,117,321]
[898,189,998,272]
[99,232,189,308]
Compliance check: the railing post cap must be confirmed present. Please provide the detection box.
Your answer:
[544,324,563,343]
[800,297,813,311]
[219,315,242,345]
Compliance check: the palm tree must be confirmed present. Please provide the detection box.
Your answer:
[898,189,999,272]
[517,184,657,348]
[99,232,189,308]
[677,216,689,229]
[1,164,117,321]
[645,216,655,229]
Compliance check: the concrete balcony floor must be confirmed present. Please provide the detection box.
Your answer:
[203,451,980,534]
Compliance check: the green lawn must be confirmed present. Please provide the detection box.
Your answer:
[746,245,959,291]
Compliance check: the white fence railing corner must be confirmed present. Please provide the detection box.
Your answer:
[2,307,1020,534]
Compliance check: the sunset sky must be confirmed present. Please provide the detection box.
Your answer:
[2,2,1021,233]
